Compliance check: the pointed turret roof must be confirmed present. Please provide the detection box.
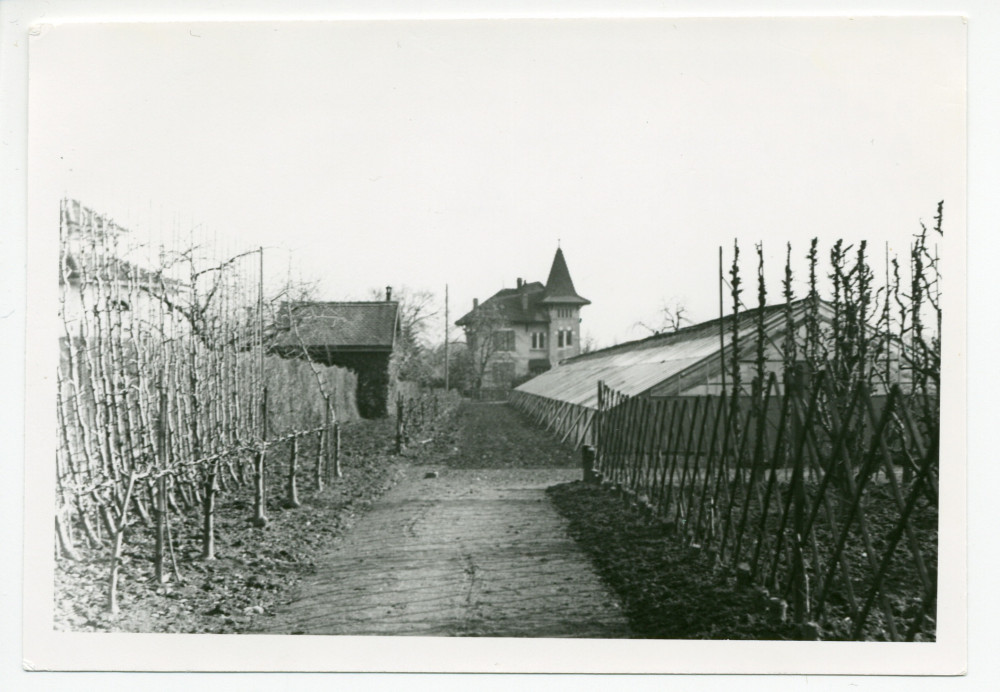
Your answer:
[541,247,590,305]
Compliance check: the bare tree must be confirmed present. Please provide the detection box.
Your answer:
[141,246,261,348]
[368,286,438,338]
[369,286,440,384]
[460,301,511,391]
[580,331,600,354]
[634,298,692,336]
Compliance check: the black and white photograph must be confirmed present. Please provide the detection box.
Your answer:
[13,4,973,679]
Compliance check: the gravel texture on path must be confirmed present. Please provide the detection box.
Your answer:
[268,403,630,637]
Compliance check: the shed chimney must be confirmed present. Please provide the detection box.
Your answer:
[385,286,392,301]
[473,298,479,309]
[516,278,523,289]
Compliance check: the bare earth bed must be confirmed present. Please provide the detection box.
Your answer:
[547,477,936,640]
[547,481,800,640]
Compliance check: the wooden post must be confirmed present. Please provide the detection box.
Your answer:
[154,379,168,578]
[164,479,183,584]
[155,475,168,581]
[595,382,604,467]
[253,245,269,527]
[55,513,81,561]
[252,386,269,527]
[395,395,404,454]
[582,445,597,483]
[201,468,219,562]
[315,427,325,492]
[108,473,136,614]
[286,435,301,508]
[444,283,449,392]
[323,394,332,484]
[332,422,342,478]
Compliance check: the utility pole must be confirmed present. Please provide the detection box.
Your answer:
[258,246,265,387]
[444,283,450,391]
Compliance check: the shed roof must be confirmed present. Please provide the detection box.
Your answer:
[270,301,400,351]
[515,300,828,408]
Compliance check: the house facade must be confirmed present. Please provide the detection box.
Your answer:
[456,248,590,389]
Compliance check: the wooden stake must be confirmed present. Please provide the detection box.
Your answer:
[286,435,301,508]
[55,513,81,561]
[323,395,333,483]
[315,427,325,492]
[155,377,168,578]
[108,473,136,614]
[332,422,342,479]
[252,386,269,527]
[444,283,449,391]
[395,395,404,454]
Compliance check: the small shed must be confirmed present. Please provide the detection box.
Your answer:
[269,299,401,418]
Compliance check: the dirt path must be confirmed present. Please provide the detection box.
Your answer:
[268,405,630,637]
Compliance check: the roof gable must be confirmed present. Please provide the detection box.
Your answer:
[455,247,592,326]
[455,281,549,326]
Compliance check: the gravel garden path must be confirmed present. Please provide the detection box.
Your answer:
[268,404,630,638]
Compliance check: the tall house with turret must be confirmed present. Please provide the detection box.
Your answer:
[456,248,590,389]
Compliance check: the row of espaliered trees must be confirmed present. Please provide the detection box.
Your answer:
[593,204,941,640]
[723,202,944,639]
[722,205,941,638]
[56,199,354,613]
[725,203,941,451]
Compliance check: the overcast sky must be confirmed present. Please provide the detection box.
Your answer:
[30,17,965,347]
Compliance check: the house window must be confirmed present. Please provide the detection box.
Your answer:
[565,329,573,347]
[557,330,564,348]
[496,330,515,351]
[557,329,574,348]
[531,332,546,349]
